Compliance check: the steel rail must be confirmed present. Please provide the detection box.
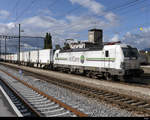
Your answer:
[0,76,42,117]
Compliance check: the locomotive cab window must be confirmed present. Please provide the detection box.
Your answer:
[105,51,109,57]
[56,53,58,58]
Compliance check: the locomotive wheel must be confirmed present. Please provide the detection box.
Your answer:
[112,75,119,81]
[86,72,93,78]
[119,76,126,82]
[105,73,112,81]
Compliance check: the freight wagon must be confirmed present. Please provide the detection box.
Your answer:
[38,49,53,69]
[29,50,39,67]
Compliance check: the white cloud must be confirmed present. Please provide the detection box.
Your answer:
[104,12,118,22]
[0,10,10,19]
[65,14,118,33]
[0,13,119,49]
[0,23,17,35]
[108,27,150,49]
[69,0,118,24]
[22,16,56,29]
[0,1,119,50]
[7,22,16,29]
[70,0,104,15]
[109,34,120,42]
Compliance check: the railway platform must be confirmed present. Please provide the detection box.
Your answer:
[141,66,150,74]
[0,86,18,117]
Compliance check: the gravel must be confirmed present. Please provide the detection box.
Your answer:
[0,65,139,117]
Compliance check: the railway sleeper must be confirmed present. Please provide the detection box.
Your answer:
[17,90,37,94]
[141,104,150,108]
[24,94,42,98]
[17,106,26,110]
[103,93,114,97]
[13,101,23,105]
[11,97,18,101]
[90,90,99,93]
[30,100,50,105]
[105,95,119,99]
[40,107,64,114]
[115,98,131,102]
[131,102,149,106]
[40,107,64,113]
[26,96,45,100]
[124,100,138,104]
[110,96,124,100]
[96,91,108,95]
[15,103,23,106]
[20,109,28,113]
[21,93,40,97]
[22,112,32,117]
[145,108,150,111]
[28,98,48,103]
[13,100,20,104]
[45,111,70,117]
[33,102,55,108]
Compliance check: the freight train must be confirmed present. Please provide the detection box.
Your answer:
[0,29,144,81]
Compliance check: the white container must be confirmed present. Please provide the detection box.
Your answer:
[11,54,18,61]
[30,50,38,63]
[39,49,53,64]
[23,51,30,62]
[1,55,5,60]
[6,55,9,61]
[20,52,23,62]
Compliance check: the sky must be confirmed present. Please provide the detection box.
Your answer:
[0,0,150,52]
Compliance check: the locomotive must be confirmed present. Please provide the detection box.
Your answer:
[1,29,144,81]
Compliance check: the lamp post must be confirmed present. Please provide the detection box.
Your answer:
[0,39,2,60]
[18,24,24,65]
[5,37,6,61]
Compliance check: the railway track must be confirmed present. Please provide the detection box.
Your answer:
[1,63,150,116]
[25,72,150,116]
[0,79,37,117]
[0,69,88,117]
[2,62,150,88]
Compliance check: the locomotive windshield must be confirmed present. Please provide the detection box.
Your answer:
[122,48,139,58]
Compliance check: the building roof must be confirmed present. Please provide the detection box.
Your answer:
[88,29,103,32]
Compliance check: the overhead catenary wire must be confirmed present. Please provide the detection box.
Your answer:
[110,0,150,36]
[15,0,37,22]
[56,0,146,32]
[2,0,21,36]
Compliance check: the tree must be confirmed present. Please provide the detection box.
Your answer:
[44,33,48,49]
[44,32,52,49]
[48,33,52,49]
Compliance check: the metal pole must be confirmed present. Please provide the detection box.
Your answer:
[5,37,6,61]
[19,24,21,65]
[0,39,2,60]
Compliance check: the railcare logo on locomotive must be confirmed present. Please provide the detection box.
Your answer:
[80,55,85,64]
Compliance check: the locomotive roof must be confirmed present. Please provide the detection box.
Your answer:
[59,44,131,53]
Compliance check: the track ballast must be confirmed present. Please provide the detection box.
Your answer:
[0,69,87,117]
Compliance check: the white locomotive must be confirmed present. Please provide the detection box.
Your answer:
[53,43,143,81]
[1,29,144,81]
